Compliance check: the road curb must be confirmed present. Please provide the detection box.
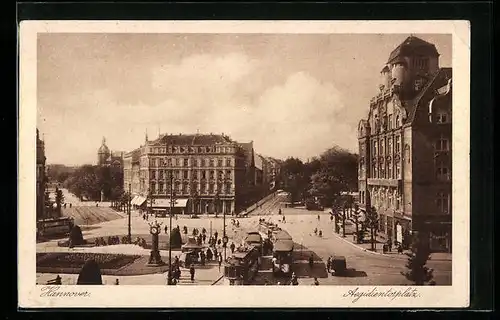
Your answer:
[331,232,451,262]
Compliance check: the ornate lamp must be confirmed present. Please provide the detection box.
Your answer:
[147,220,164,266]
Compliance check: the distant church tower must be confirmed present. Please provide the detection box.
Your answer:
[97,137,110,166]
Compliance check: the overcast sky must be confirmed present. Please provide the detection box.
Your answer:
[37,33,451,166]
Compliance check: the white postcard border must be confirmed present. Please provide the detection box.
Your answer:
[18,20,470,308]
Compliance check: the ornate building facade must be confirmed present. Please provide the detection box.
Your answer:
[97,137,124,167]
[123,133,265,215]
[36,129,47,220]
[357,36,452,252]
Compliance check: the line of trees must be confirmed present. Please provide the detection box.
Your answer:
[280,146,358,207]
[58,165,124,202]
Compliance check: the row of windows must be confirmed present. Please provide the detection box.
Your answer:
[413,57,429,70]
[150,170,233,180]
[372,135,402,157]
[369,161,402,180]
[148,145,235,155]
[367,190,450,214]
[370,135,449,158]
[149,157,233,168]
[150,182,233,195]
[373,114,401,133]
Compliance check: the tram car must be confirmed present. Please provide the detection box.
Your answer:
[36,217,74,239]
[244,232,263,255]
[271,230,294,276]
[223,245,261,285]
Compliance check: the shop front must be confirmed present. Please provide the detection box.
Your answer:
[149,198,189,216]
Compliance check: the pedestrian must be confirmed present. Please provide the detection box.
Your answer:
[164,226,168,234]
[70,203,72,208]
[202,233,206,243]
[317,214,320,221]
[218,253,223,271]
[115,279,119,285]
[397,244,403,254]
[313,277,319,286]
[291,272,298,286]
[278,208,282,215]
[206,248,213,261]
[387,238,393,252]
[214,231,218,241]
[189,264,195,282]
[200,251,206,266]
[326,256,332,272]
[230,242,236,253]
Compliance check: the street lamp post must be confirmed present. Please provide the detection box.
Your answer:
[127,183,132,243]
[167,173,176,285]
[342,204,346,238]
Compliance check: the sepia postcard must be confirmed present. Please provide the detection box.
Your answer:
[18,20,470,308]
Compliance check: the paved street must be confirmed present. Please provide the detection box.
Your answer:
[37,192,451,286]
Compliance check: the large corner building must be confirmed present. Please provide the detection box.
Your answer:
[357,36,452,252]
[123,133,278,215]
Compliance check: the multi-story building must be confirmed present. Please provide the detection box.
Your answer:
[97,137,124,167]
[357,36,452,252]
[123,133,258,215]
[36,128,46,220]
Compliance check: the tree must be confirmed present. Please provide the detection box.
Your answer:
[401,235,434,285]
[69,225,84,247]
[170,227,183,249]
[55,187,65,217]
[307,147,358,207]
[352,203,362,243]
[77,259,103,285]
[366,206,379,251]
[281,157,308,204]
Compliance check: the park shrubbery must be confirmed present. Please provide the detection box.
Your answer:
[36,252,140,270]
[170,227,183,248]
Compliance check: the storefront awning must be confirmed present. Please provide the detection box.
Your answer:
[132,196,147,206]
[152,198,188,208]
[131,196,139,205]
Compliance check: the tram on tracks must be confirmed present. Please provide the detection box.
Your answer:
[36,217,75,238]
[244,231,263,255]
[223,245,261,285]
[271,229,294,276]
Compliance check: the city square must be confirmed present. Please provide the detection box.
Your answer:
[34,32,453,288]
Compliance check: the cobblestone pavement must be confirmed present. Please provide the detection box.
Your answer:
[36,193,451,285]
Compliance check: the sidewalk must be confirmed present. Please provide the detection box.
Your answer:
[332,223,452,262]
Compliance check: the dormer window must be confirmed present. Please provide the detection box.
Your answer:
[414,77,425,91]
[437,111,449,124]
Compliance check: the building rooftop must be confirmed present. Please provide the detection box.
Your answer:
[405,67,452,123]
[152,133,235,145]
[387,36,439,64]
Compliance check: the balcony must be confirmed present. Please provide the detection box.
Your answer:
[367,178,401,187]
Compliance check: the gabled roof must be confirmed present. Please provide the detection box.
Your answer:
[388,36,439,64]
[405,67,452,124]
